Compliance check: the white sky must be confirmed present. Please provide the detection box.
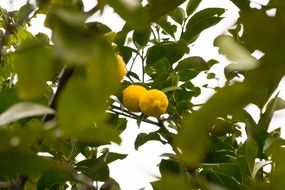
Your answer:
[0,0,285,189]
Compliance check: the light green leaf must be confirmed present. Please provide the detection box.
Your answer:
[0,102,54,126]
[214,35,258,71]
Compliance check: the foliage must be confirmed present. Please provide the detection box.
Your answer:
[0,0,285,189]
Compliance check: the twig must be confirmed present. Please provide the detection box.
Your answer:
[110,105,159,126]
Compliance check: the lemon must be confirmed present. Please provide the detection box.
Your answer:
[116,55,127,82]
[139,89,168,117]
[123,85,148,112]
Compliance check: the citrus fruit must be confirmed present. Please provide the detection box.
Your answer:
[139,89,168,117]
[122,85,148,112]
[210,118,230,137]
[116,55,127,82]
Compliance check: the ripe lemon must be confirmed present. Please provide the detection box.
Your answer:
[123,85,148,112]
[139,89,168,117]
[116,55,127,82]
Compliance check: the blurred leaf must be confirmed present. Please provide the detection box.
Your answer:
[270,147,285,190]
[135,132,165,150]
[175,82,255,166]
[107,0,148,30]
[0,88,20,113]
[37,169,70,190]
[0,148,50,177]
[13,39,55,100]
[169,7,185,24]
[186,0,202,16]
[0,102,54,126]
[152,174,195,190]
[240,9,285,54]
[182,8,224,44]
[214,35,258,71]
[146,40,188,66]
[133,27,151,47]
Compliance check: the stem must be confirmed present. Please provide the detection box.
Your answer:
[141,49,145,83]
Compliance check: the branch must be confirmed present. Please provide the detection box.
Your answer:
[42,67,74,122]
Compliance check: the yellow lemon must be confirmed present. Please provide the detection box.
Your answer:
[139,89,168,117]
[123,85,148,112]
[116,55,127,82]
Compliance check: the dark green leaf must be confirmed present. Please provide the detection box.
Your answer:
[146,57,171,76]
[0,148,50,177]
[182,8,225,44]
[135,132,164,150]
[145,0,187,21]
[76,158,110,181]
[100,178,121,190]
[155,17,177,39]
[146,40,188,66]
[175,56,208,71]
[159,159,183,175]
[133,27,151,47]
[186,0,202,16]
[17,3,35,25]
[37,169,70,190]
[169,7,185,24]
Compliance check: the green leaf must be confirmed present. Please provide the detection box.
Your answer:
[13,39,55,100]
[159,159,183,175]
[0,102,54,126]
[174,82,256,166]
[169,7,185,24]
[186,0,202,16]
[252,161,271,180]
[214,35,258,71]
[133,27,151,47]
[0,88,20,113]
[182,8,225,44]
[146,40,188,66]
[104,152,127,164]
[145,0,187,21]
[17,3,35,25]
[76,158,109,181]
[151,174,195,190]
[100,178,121,190]
[135,132,164,150]
[155,17,177,39]
[175,56,208,70]
[0,148,50,177]
[237,137,258,177]
[37,169,70,190]
[107,0,149,30]
[146,57,171,76]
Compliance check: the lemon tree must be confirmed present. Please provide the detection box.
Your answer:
[0,0,285,190]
